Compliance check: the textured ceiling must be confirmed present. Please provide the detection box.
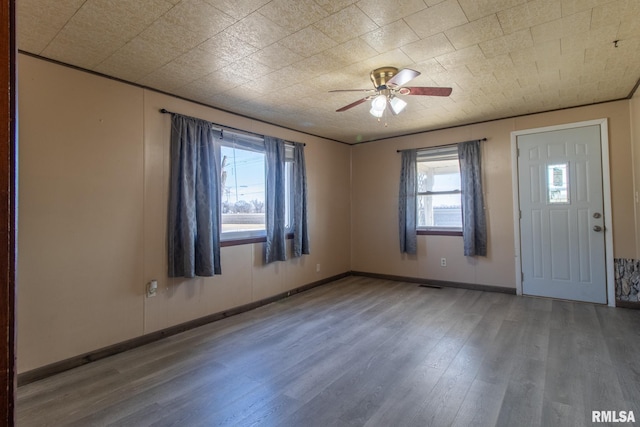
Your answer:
[17,0,640,144]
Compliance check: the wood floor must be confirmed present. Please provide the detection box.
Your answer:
[17,276,640,426]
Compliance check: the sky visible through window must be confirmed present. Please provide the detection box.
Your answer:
[221,146,265,205]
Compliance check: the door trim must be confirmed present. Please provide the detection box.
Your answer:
[510,119,614,306]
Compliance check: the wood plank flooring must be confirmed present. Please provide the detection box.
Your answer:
[17,276,640,426]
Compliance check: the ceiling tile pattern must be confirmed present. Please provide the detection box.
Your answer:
[17,0,640,143]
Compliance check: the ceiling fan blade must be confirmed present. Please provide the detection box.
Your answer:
[329,89,376,93]
[387,68,420,88]
[400,87,453,96]
[336,97,369,112]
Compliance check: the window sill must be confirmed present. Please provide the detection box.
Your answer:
[417,229,463,237]
[221,233,294,247]
[221,236,266,247]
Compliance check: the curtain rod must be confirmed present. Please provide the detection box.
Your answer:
[396,138,487,153]
[160,108,305,146]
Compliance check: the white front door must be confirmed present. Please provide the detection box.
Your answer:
[516,124,607,304]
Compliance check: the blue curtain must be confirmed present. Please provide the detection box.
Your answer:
[292,142,310,257]
[264,136,287,263]
[167,114,222,277]
[399,149,417,254]
[458,139,487,256]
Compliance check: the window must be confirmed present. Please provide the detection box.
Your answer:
[416,146,463,232]
[220,132,293,241]
[283,143,294,230]
[547,163,569,204]
[221,137,265,240]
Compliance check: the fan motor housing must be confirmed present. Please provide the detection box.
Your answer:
[370,67,398,89]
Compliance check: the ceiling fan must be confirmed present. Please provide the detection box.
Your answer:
[330,66,452,118]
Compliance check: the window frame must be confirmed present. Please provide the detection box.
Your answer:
[219,131,295,245]
[283,143,295,233]
[416,145,463,236]
[219,132,266,243]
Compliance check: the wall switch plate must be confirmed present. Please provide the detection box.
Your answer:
[147,280,158,298]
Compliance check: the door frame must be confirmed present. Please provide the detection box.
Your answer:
[510,119,615,306]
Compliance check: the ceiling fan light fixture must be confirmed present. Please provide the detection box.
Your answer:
[390,97,407,114]
[369,106,384,118]
[331,66,452,118]
[371,94,387,112]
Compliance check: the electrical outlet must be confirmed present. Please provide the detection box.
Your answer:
[316,264,321,272]
[147,280,158,298]
[440,258,447,267]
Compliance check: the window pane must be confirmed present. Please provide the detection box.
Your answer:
[221,145,265,235]
[284,161,293,230]
[417,194,462,228]
[547,163,569,204]
[417,158,460,192]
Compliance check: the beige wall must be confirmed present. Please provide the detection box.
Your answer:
[17,52,639,373]
[141,90,352,333]
[351,100,636,288]
[17,54,351,372]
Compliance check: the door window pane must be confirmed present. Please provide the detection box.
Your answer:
[547,163,569,204]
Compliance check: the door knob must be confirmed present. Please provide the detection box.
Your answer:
[593,212,601,218]
[593,225,602,232]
